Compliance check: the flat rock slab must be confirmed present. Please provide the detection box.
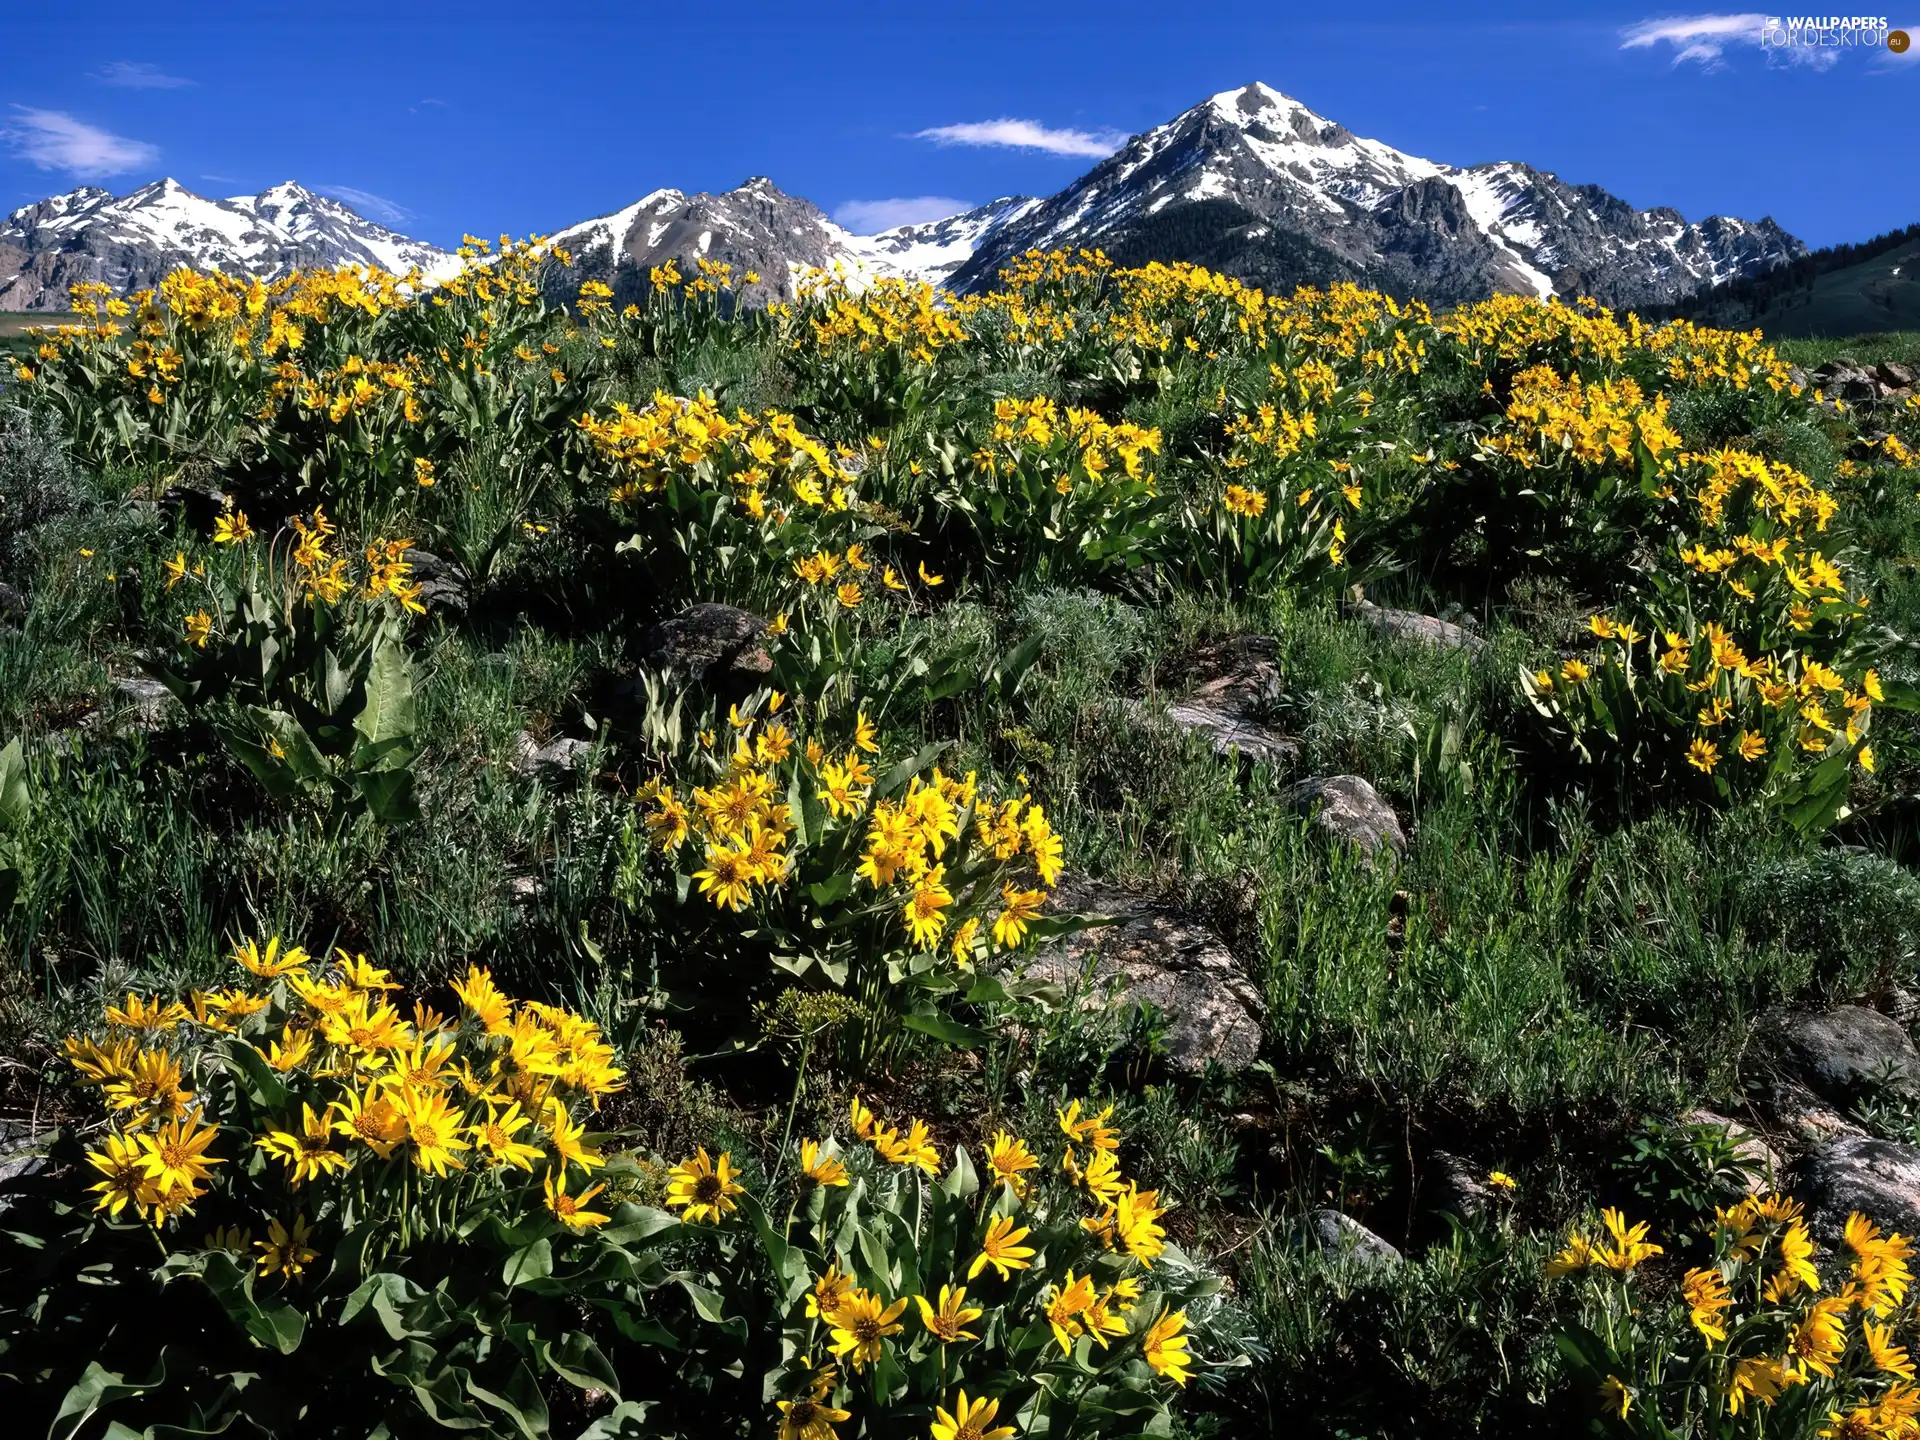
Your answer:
[1307,1209,1403,1269]
[1021,878,1265,1075]
[1354,601,1485,653]
[1775,1005,1920,1106]
[1150,701,1299,765]
[1760,1078,1868,1148]
[1793,1135,1920,1242]
[1286,775,1406,862]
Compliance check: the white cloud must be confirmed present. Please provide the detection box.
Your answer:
[913,118,1126,158]
[91,61,194,89]
[315,185,412,224]
[0,107,158,179]
[833,196,970,233]
[1620,13,1767,66]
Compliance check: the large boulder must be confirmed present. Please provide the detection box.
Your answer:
[1774,1005,1920,1106]
[1760,1078,1868,1148]
[1286,775,1406,862]
[1307,1209,1403,1270]
[1792,1135,1920,1241]
[1020,878,1265,1075]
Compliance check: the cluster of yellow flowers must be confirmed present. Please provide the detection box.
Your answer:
[1483,363,1683,470]
[797,275,969,365]
[581,392,849,514]
[659,1095,1191,1440]
[641,698,1059,962]
[62,939,626,1272]
[1549,1195,1920,1430]
[972,396,1163,490]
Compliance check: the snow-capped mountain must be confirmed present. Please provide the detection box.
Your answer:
[547,178,1040,304]
[0,84,1804,315]
[946,83,1805,307]
[0,179,462,311]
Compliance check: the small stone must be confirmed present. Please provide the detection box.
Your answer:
[106,674,175,731]
[1428,1150,1493,1220]
[1150,701,1299,765]
[1019,878,1265,1075]
[0,581,24,620]
[1776,1005,1920,1106]
[1286,775,1406,862]
[1793,1135,1920,1242]
[512,731,594,779]
[1306,1209,1403,1269]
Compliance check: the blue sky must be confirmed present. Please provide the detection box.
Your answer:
[1,1,1913,250]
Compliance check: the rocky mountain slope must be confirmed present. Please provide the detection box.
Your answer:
[0,180,461,311]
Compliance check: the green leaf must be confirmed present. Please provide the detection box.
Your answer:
[502,1237,553,1288]
[52,1356,172,1440]
[809,873,854,905]
[352,637,418,758]
[223,1039,289,1113]
[0,737,29,834]
[541,1331,622,1398]
[901,1010,989,1048]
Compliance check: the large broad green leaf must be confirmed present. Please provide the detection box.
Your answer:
[52,1355,173,1440]
[540,1331,622,1398]
[502,1237,553,1288]
[0,737,29,833]
[352,637,418,760]
[902,1009,990,1049]
[200,1250,306,1354]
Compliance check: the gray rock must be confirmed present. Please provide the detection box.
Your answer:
[1682,1108,1783,1193]
[1428,1150,1493,1220]
[1286,775,1406,862]
[1307,1209,1403,1269]
[1776,1005,1920,1105]
[1021,878,1265,1075]
[1130,633,1295,766]
[1879,361,1917,391]
[0,580,24,620]
[638,603,772,684]
[512,731,594,779]
[1353,600,1485,653]
[102,673,175,731]
[405,549,469,618]
[1793,1135,1920,1241]
[1151,701,1299,765]
[1762,1078,1868,1147]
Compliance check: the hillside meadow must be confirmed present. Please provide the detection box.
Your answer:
[3,243,1920,1438]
